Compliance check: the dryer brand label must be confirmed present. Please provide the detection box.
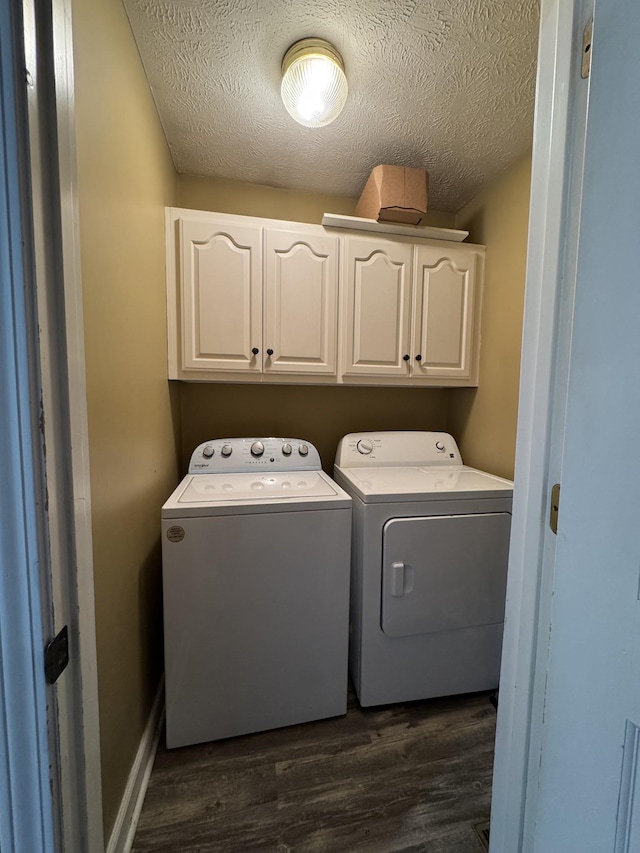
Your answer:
[166,525,185,543]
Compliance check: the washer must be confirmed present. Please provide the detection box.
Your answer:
[162,437,352,748]
[334,431,513,707]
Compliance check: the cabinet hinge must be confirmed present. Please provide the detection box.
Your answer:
[44,625,69,684]
[550,484,561,535]
[581,18,593,78]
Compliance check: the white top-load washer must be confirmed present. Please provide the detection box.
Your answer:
[162,437,352,748]
[334,431,513,707]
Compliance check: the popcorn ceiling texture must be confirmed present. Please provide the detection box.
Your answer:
[122,0,539,212]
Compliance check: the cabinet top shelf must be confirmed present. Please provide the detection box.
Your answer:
[321,213,469,243]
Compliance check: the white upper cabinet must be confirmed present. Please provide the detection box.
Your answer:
[412,244,479,382]
[342,236,413,377]
[341,237,482,384]
[178,217,262,373]
[264,229,338,376]
[167,208,483,387]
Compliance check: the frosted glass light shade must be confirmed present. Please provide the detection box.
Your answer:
[281,39,348,128]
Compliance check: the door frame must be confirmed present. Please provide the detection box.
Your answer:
[14,0,583,849]
[20,0,104,849]
[490,0,590,850]
[0,1,56,848]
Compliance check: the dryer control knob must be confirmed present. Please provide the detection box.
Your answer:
[298,444,309,457]
[282,443,292,456]
[357,439,373,455]
[435,441,445,451]
[202,445,215,458]
[221,444,233,457]
[251,441,264,457]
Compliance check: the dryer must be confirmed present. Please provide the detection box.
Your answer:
[334,431,513,707]
[162,437,352,748]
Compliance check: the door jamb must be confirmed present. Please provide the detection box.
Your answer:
[23,0,104,848]
[0,0,56,848]
[490,1,584,850]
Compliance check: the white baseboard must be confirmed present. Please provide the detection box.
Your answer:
[106,677,165,853]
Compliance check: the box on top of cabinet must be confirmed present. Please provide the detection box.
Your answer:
[354,165,429,225]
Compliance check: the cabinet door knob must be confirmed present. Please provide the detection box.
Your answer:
[251,347,259,355]
[402,354,410,361]
[266,348,274,356]
[415,354,422,362]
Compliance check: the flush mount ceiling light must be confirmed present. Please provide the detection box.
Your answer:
[281,38,348,128]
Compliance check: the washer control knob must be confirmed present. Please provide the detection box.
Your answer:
[298,444,309,457]
[282,442,292,456]
[251,441,264,457]
[221,444,233,457]
[435,441,445,451]
[357,439,374,455]
[202,445,215,458]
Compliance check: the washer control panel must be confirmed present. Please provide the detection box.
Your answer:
[189,437,322,474]
[335,431,463,468]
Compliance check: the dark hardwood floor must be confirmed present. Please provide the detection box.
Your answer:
[132,688,496,853]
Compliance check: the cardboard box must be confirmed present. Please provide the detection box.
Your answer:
[354,164,429,225]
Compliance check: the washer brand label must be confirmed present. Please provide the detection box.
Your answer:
[166,525,185,543]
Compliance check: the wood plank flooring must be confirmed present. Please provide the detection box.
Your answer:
[132,688,496,853]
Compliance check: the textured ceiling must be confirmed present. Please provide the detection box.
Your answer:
[123,0,539,212]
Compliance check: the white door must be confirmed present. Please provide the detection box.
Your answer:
[412,244,479,382]
[263,228,338,375]
[342,235,412,377]
[531,1,640,849]
[490,1,594,850]
[179,218,262,372]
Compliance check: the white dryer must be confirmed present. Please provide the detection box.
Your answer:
[334,431,513,707]
[162,437,352,748]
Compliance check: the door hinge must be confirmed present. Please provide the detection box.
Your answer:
[581,18,593,78]
[44,625,69,684]
[550,484,561,535]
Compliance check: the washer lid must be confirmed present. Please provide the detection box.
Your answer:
[162,470,351,517]
[334,465,513,503]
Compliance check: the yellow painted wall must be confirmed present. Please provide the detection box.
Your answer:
[72,0,179,837]
[176,176,452,472]
[181,384,449,474]
[177,175,456,228]
[449,152,532,480]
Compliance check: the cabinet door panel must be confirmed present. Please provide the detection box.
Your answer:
[413,245,477,380]
[264,230,338,375]
[180,218,262,372]
[343,237,412,377]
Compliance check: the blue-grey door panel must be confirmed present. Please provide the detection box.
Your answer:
[381,513,511,637]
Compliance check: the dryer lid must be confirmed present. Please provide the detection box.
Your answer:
[334,465,513,503]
